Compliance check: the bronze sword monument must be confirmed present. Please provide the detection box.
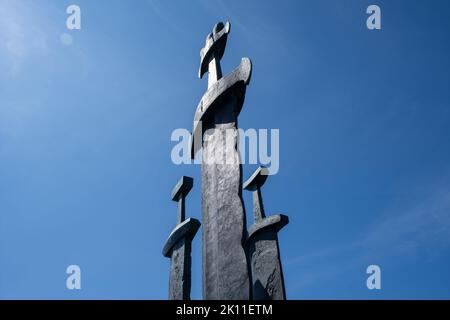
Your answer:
[164,21,289,300]
[244,167,289,300]
[163,176,200,300]
[190,21,252,300]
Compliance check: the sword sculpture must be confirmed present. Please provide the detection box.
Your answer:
[163,176,200,300]
[244,167,289,300]
[190,21,252,300]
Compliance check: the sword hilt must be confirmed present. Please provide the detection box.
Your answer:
[243,167,269,222]
[171,176,194,224]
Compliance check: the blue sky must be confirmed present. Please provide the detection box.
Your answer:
[1,0,450,299]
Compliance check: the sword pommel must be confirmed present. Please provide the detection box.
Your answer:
[199,21,231,79]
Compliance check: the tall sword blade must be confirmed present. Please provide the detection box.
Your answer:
[197,22,251,300]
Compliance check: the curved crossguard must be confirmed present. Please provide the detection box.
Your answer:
[163,176,200,300]
[243,167,288,300]
[190,21,252,159]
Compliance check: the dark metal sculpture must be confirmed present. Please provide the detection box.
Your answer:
[244,167,289,300]
[190,21,252,300]
[163,176,200,300]
[164,22,290,301]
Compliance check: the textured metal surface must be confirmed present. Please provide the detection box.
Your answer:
[201,99,250,300]
[168,237,192,300]
[163,218,201,258]
[245,167,289,300]
[163,177,200,300]
[196,22,251,300]
[247,214,288,240]
[190,57,252,159]
[248,230,286,300]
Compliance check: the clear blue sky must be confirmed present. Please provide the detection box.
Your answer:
[1,0,450,299]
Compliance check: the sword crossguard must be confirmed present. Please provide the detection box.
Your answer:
[171,176,193,201]
[243,167,269,191]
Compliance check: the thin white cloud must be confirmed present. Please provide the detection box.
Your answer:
[286,175,450,291]
[362,184,450,256]
[0,0,49,77]
[146,0,184,34]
